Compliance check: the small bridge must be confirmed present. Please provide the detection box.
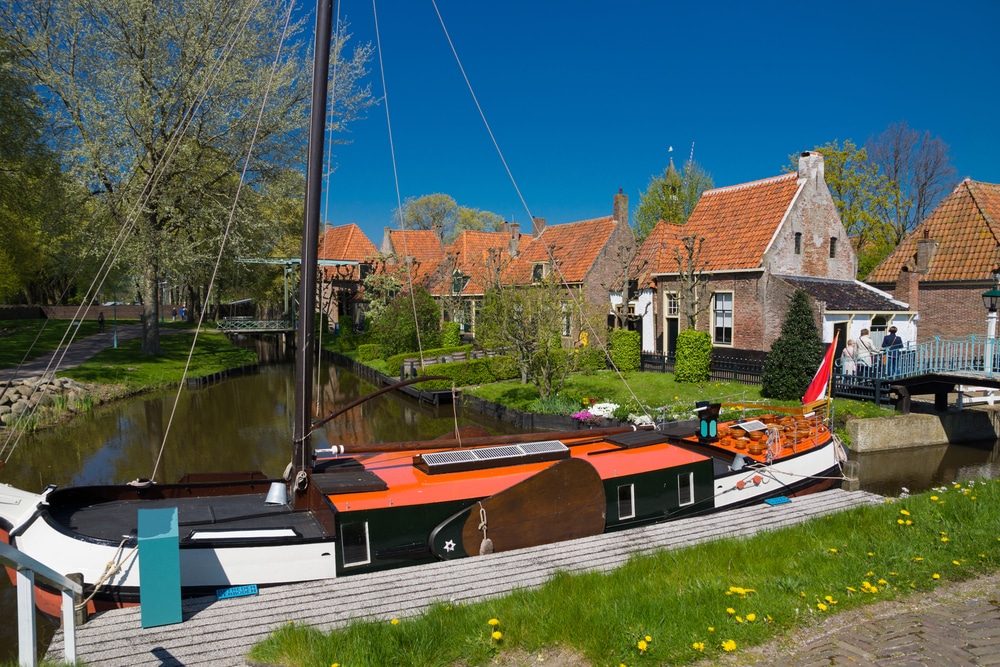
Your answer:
[216,318,295,334]
[835,335,1000,412]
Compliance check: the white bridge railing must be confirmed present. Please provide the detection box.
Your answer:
[216,318,294,332]
[0,541,80,667]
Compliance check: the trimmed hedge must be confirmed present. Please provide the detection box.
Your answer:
[674,329,712,383]
[357,343,383,361]
[574,346,607,373]
[416,355,519,389]
[441,321,461,347]
[385,344,474,373]
[609,329,641,372]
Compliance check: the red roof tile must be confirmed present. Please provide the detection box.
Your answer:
[387,229,446,262]
[868,180,1000,283]
[506,217,618,284]
[317,224,378,281]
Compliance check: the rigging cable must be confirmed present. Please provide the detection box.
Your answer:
[429,0,653,423]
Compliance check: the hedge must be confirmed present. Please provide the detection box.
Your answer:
[357,343,383,361]
[674,329,712,382]
[609,329,641,372]
[416,355,519,389]
[441,321,461,347]
[385,344,474,374]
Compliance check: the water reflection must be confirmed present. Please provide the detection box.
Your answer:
[850,440,1000,496]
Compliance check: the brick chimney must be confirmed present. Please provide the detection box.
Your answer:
[532,217,546,239]
[508,222,520,257]
[797,151,825,181]
[894,267,918,313]
[432,223,443,241]
[613,188,628,225]
[916,230,937,274]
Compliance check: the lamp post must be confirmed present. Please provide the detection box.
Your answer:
[981,272,1000,376]
[112,286,118,349]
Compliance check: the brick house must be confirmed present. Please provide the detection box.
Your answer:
[317,223,378,331]
[638,152,913,356]
[867,179,1000,343]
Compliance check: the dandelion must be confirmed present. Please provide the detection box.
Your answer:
[488,618,499,626]
[735,616,744,623]
[645,635,652,643]
[722,639,737,652]
[932,573,940,579]
[726,607,736,615]
[897,519,905,525]
[913,557,924,562]
[905,520,913,525]
[637,639,648,653]
[708,626,715,632]
[817,602,828,611]
[492,630,503,641]
[828,547,838,553]
[825,595,837,604]
[868,552,875,556]
[942,537,949,542]
[746,613,756,622]
[930,495,939,500]
[391,618,399,625]
[847,586,857,592]
[332,664,340,667]
[952,560,961,566]
[878,579,887,585]
[693,641,705,651]
[900,509,910,516]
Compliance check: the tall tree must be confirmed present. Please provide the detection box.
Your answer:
[760,290,824,400]
[398,193,504,244]
[2,0,375,352]
[866,121,958,244]
[633,158,714,241]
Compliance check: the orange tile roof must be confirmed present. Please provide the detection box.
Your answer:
[645,173,803,275]
[867,180,1000,283]
[318,224,378,281]
[446,230,519,295]
[506,216,618,284]
[387,229,445,262]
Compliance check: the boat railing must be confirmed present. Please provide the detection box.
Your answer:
[0,541,82,667]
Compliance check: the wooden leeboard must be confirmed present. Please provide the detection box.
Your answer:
[429,458,606,560]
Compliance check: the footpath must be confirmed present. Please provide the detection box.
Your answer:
[0,324,146,382]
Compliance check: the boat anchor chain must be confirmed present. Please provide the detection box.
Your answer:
[478,502,493,555]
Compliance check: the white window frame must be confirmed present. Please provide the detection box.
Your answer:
[617,483,636,520]
[665,292,679,317]
[713,292,733,346]
[677,472,695,506]
[341,521,371,567]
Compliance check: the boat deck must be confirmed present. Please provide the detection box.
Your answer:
[45,488,882,666]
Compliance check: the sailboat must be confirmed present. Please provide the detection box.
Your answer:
[0,5,847,617]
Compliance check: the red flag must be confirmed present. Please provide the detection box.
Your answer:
[802,332,839,404]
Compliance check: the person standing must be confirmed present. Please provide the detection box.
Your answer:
[856,328,880,377]
[882,326,904,377]
[841,339,857,376]
[97,312,105,333]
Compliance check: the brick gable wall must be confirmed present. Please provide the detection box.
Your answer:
[879,282,987,343]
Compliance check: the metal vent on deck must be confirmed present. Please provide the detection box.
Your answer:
[416,440,569,474]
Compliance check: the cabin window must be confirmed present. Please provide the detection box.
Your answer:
[677,472,694,506]
[713,293,733,345]
[794,232,802,255]
[617,484,635,520]
[341,521,371,567]
[829,237,838,258]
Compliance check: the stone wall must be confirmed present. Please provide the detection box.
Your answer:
[846,406,1000,451]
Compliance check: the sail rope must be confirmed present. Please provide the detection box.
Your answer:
[150,0,296,483]
[429,1,653,423]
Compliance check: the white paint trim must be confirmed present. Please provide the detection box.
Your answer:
[760,178,807,259]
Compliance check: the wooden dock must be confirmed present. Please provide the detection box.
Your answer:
[46,489,882,666]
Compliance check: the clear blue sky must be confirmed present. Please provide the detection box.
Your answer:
[320,0,1000,243]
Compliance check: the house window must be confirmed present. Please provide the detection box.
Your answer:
[561,302,572,336]
[713,293,733,345]
[829,237,838,258]
[341,522,371,567]
[451,270,465,294]
[666,293,679,317]
[678,472,694,506]
[617,484,635,520]
[531,263,548,282]
[794,232,802,255]
[871,315,888,347]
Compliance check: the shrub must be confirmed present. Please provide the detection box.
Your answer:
[441,321,461,347]
[416,355,519,389]
[761,289,825,400]
[337,315,354,334]
[527,393,583,415]
[370,287,441,357]
[674,329,712,382]
[357,343,383,361]
[609,329,640,372]
[384,344,474,375]
[573,346,607,374]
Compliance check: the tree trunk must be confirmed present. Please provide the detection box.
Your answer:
[140,263,161,355]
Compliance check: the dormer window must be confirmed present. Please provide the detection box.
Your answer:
[451,270,466,294]
[830,237,838,258]
[531,263,549,282]
[794,232,802,255]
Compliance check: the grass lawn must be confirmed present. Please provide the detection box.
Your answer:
[248,480,1000,667]
[59,329,257,389]
[0,319,112,368]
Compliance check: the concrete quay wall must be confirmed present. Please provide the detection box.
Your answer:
[847,405,1000,452]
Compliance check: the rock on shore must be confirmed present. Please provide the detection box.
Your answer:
[0,375,95,427]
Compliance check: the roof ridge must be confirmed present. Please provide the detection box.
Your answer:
[965,180,1000,245]
[702,172,798,196]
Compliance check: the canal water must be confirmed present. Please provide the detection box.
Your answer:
[2,360,999,661]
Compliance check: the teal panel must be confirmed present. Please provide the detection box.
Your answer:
[138,507,182,628]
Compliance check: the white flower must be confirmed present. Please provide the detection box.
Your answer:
[589,402,619,418]
[629,414,654,426]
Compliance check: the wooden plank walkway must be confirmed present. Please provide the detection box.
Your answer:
[46,489,882,666]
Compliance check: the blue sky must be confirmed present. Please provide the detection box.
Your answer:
[320,0,1000,243]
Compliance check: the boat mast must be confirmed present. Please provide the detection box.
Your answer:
[293,0,334,500]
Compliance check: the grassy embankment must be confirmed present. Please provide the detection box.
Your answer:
[249,480,1000,667]
[0,319,106,367]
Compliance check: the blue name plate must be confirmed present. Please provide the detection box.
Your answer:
[764,496,791,506]
[216,584,259,600]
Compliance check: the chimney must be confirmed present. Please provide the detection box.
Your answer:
[797,150,825,181]
[894,267,918,313]
[508,222,520,257]
[432,223,443,241]
[916,230,937,273]
[613,188,628,225]
[532,217,546,239]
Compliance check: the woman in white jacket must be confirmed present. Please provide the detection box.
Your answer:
[856,328,880,376]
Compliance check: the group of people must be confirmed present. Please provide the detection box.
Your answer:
[841,326,905,377]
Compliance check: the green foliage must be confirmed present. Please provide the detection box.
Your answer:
[356,343,382,362]
[441,321,461,347]
[526,392,584,415]
[384,344,473,374]
[633,159,714,241]
[609,329,641,372]
[398,193,505,244]
[416,355,519,389]
[370,287,442,358]
[674,329,712,383]
[761,290,825,400]
[573,346,607,374]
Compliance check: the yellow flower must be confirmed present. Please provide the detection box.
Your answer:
[332,664,340,667]
[746,613,756,622]
[905,520,913,525]
[736,616,744,623]
[492,630,503,641]
[953,560,961,565]
[828,547,838,553]
[942,537,949,542]
[932,573,940,579]
[913,557,924,562]
[897,519,905,525]
[847,586,857,592]
[817,602,828,611]
[900,509,910,516]
[878,579,887,585]
[930,495,939,500]
[693,641,705,651]
[708,626,715,632]
[391,618,399,625]
[825,595,836,604]
[637,639,648,652]
[722,639,737,652]
[868,552,875,556]
[644,635,652,643]
[488,618,499,626]
[726,607,736,615]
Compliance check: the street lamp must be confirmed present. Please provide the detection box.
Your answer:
[981,271,1000,376]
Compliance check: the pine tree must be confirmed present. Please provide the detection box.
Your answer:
[760,290,825,400]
